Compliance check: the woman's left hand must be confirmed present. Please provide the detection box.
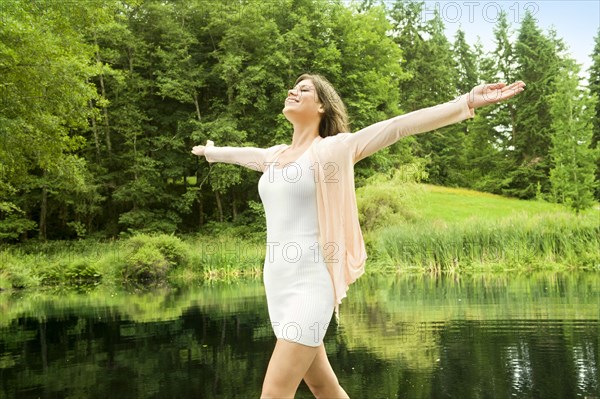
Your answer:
[465,81,526,109]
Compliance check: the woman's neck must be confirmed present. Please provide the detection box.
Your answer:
[289,123,320,149]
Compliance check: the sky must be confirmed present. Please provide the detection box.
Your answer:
[415,0,600,79]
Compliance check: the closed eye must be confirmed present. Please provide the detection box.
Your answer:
[294,84,315,92]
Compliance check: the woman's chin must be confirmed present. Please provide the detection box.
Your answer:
[282,106,296,118]
[282,111,294,124]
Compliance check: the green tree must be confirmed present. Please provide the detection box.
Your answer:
[389,0,430,110]
[0,0,108,240]
[389,1,462,185]
[588,28,600,199]
[463,10,516,194]
[116,0,205,233]
[509,11,562,198]
[331,1,408,184]
[489,9,517,158]
[548,58,598,212]
[453,28,478,94]
[451,28,480,188]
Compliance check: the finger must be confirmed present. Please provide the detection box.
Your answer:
[499,83,521,96]
[501,86,523,100]
[505,81,525,92]
[504,82,525,94]
[486,82,506,90]
[506,81,523,90]
[500,86,518,96]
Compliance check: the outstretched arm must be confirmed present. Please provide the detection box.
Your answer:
[342,81,525,164]
[191,140,285,172]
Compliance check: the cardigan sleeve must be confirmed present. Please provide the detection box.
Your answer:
[203,143,286,172]
[341,94,475,164]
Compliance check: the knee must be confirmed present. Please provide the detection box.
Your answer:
[259,389,274,399]
[305,379,342,398]
[260,388,292,399]
[259,387,276,399]
[260,383,294,399]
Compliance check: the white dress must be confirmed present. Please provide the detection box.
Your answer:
[257,148,334,347]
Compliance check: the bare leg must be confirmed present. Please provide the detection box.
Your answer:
[303,343,349,398]
[260,339,320,398]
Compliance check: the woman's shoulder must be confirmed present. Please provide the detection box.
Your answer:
[267,143,288,151]
[317,133,354,152]
[320,132,352,144]
[314,134,354,163]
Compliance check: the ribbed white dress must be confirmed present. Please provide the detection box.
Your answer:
[257,149,334,347]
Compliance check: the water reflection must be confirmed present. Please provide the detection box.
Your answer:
[574,342,599,395]
[505,341,533,395]
[0,272,598,398]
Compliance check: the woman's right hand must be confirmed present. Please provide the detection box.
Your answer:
[191,140,214,157]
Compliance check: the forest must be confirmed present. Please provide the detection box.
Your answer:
[1,0,599,242]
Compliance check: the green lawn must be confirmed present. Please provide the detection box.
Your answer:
[415,184,599,224]
[360,183,599,272]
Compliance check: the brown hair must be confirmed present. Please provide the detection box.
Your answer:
[294,73,349,138]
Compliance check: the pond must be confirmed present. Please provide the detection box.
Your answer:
[0,272,598,398]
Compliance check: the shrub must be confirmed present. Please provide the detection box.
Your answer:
[121,233,189,284]
[126,233,189,265]
[8,268,29,289]
[65,259,102,285]
[122,244,170,283]
[2,252,41,289]
[38,262,65,286]
[357,172,422,231]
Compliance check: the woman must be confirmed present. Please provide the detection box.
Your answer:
[192,74,525,398]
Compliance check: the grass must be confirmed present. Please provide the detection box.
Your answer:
[1,181,598,292]
[416,184,589,223]
[360,183,600,274]
[0,230,267,292]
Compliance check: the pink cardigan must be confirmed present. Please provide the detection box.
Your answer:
[204,94,475,317]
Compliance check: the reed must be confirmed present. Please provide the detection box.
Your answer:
[375,212,599,273]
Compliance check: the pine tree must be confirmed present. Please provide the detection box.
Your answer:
[510,11,562,198]
[588,28,600,200]
[489,10,517,159]
[493,10,515,83]
[389,1,461,185]
[462,11,515,193]
[450,28,479,187]
[548,58,598,212]
[389,0,430,110]
[453,28,478,95]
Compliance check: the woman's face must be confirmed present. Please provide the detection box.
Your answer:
[282,79,324,122]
